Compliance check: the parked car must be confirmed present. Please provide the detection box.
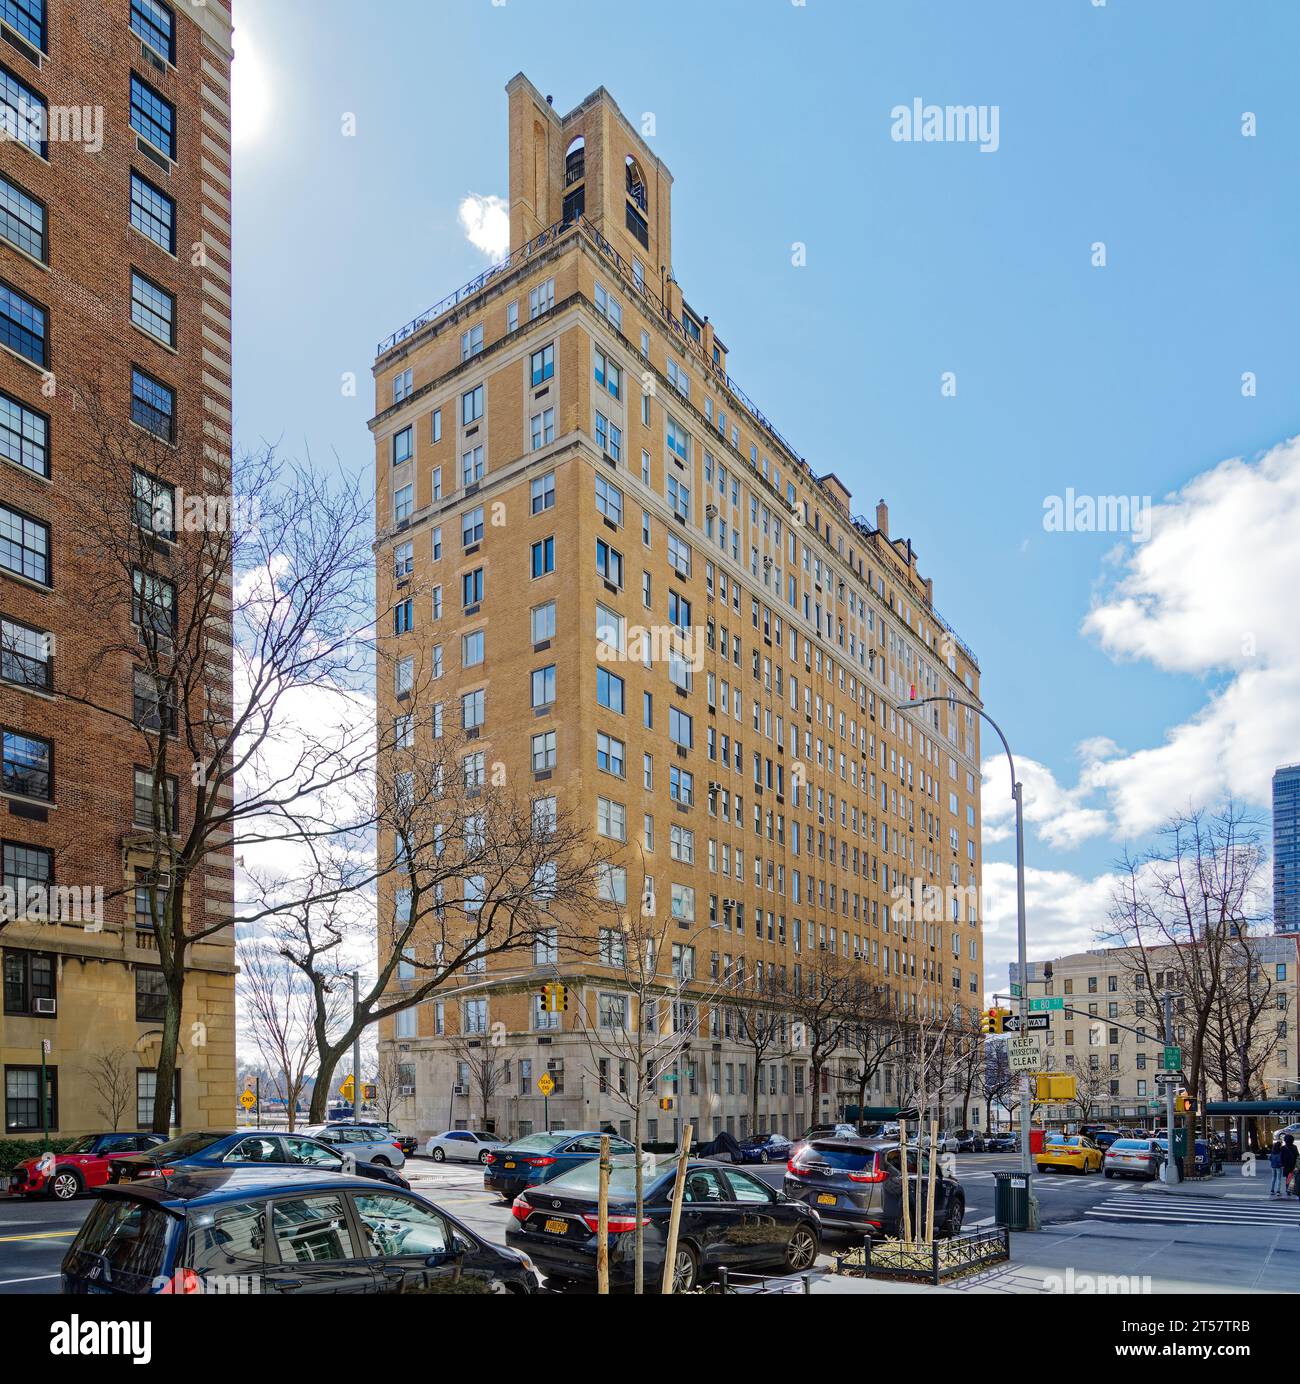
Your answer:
[735,1132,793,1165]
[107,1131,408,1189]
[782,1137,965,1239]
[312,1126,406,1169]
[1087,1130,1125,1150]
[425,1130,506,1164]
[61,1167,541,1295]
[1155,1138,1217,1176]
[1036,1134,1103,1175]
[1103,1138,1164,1181]
[907,1130,961,1155]
[323,1121,417,1156]
[955,1130,986,1153]
[7,1133,166,1201]
[507,1154,820,1291]
[984,1131,1018,1153]
[484,1130,637,1201]
[790,1123,859,1159]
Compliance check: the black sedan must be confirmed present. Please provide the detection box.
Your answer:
[62,1168,540,1295]
[782,1137,965,1239]
[108,1130,409,1189]
[506,1155,821,1291]
[984,1132,1019,1153]
[955,1130,986,1153]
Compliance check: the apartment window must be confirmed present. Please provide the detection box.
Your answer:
[594,281,622,330]
[668,591,691,631]
[595,475,623,524]
[393,426,413,465]
[0,278,47,366]
[667,474,690,522]
[1,0,45,48]
[135,1070,178,1129]
[431,466,442,501]
[0,616,50,690]
[507,301,519,333]
[597,797,626,841]
[595,539,623,587]
[463,753,486,792]
[461,630,484,667]
[131,71,176,160]
[461,384,484,425]
[532,601,556,643]
[129,170,174,254]
[530,343,554,387]
[132,468,174,538]
[598,863,627,905]
[596,732,625,777]
[133,667,175,731]
[531,537,555,577]
[528,278,554,319]
[530,472,555,513]
[130,0,175,62]
[461,688,485,730]
[669,706,693,749]
[3,947,53,1016]
[461,445,484,486]
[394,483,414,524]
[464,998,488,1035]
[0,387,47,477]
[667,533,691,577]
[394,656,413,697]
[594,350,621,399]
[431,408,442,443]
[135,968,168,1022]
[531,664,556,709]
[0,171,45,262]
[131,367,175,441]
[530,409,555,450]
[131,269,175,346]
[132,768,177,831]
[599,994,628,1030]
[462,506,484,545]
[393,599,412,635]
[595,412,622,462]
[392,367,413,404]
[460,323,484,361]
[5,1064,57,1133]
[596,667,624,713]
[669,766,693,805]
[670,825,695,864]
[392,542,414,582]
[531,730,556,772]
[626,202,649,248]
[666,417,689,463]
[0,64,45,157]
[461,567,484,607]
[431,526,442,560]
[596,603,624,654]
[131,569,176,635]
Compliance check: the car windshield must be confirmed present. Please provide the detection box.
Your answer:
[141,1133,224,1160]
[504,1133,567,1154]
[799,1144,875,1171]
[1111,1140,1151,1150]
[72,1197,171,1278]
[545,1153,668,1198]
[64,1136,100,1154]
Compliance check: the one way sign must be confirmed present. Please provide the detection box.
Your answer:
[1002,1014,1050,1033]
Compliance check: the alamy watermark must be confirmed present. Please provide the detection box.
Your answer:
[890,99,1000,153]
[1,100,103,154]
[0,883,104,930]
[1042,488,1151,540]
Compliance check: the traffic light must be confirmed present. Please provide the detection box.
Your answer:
[1175,1093,1197,1115]
[658,1096,674,1111]
[538,982,569,1014]
[980,1007,1009,1035]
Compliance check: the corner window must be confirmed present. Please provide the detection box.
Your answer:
[4,1064,57,1133]
[0,387,48,477]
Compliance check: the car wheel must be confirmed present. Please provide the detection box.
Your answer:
[670,1243,699,1293]
[759,1150,769,1165]
[941,1196,965,1238]
[785,1226,818,1272]
[371,1156,391,1167]
[479,1150,491,1164]
[49,1170,82,1201]
[1104,1169,1114,1178]
[431,1147,445,1162]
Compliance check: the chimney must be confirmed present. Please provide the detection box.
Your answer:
[876,499,889,538]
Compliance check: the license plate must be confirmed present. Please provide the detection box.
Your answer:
[816,1193,836,1205]
[543,1217,568,1235]
[503,1162,516,1169]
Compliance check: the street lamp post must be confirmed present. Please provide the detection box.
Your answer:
[897,694,1040,1229]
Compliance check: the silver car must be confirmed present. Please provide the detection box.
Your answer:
[425,1129,506,1163]
[312,1125,407,1168]
[1103,1137,1162,1181]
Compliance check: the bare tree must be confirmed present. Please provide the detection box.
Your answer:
[238,935,337,1131]
[785,956,862,1126]
[371,1048,406,1126]
[61,380,384,1133]
[839,983,900,1130]
[447,1033,507,1131]
[1106,802,1268,1163]
[84,1048,134,1131]
[728,979,788,1135]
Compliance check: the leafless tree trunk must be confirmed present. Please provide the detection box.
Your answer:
[448,1034,506,1130]
[84,1049,134,1131]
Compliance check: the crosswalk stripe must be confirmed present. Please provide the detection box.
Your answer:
[1085,1198,1298,1226]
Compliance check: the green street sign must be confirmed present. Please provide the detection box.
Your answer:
[1164,1046,1182,1070]
[1029,997,1064,1012]
[1010,983,1022,999]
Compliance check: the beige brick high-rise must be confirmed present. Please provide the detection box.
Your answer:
[372,76,985,1141]
[0,0,234,1136]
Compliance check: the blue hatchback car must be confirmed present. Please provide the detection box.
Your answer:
[483,1130,637,1202]
[735,1132,793,1165]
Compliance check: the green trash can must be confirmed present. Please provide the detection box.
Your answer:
[994,1170,1030,1230]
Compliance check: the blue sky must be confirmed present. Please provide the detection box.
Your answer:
[231,0,1300,994]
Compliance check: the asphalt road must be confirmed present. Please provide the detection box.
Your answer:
[0,1152,1183,1294]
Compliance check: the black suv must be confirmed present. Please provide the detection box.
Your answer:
[61,1168,540,1295]
[782,1138,965,1239]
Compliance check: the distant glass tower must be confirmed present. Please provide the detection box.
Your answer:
[1274,764,1300,934]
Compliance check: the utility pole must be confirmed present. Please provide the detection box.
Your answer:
[352,971,363,1121]
[1163,989,1180,1184]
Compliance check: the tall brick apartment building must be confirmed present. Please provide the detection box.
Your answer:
[372,75,985,1142]
[0,0,234,1136]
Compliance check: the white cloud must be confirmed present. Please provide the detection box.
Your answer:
[231,19,272,147]
[458,193,510,262]
[980,742,1113,849]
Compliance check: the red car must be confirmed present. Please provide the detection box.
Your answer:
[7,1132,166,1201]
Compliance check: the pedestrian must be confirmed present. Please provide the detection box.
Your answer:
[1280,1134,1298,1199]
[1268,1137,1285,1198]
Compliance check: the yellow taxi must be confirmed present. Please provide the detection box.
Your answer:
[1036,1134,1103,1174]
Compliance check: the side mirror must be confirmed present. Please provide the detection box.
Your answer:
[424,1252,448,1268]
